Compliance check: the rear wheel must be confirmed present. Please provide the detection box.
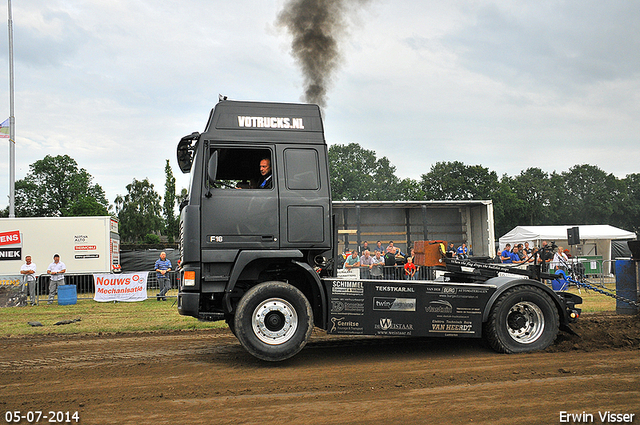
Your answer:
[234,281,313,361]
[485,285,559,353]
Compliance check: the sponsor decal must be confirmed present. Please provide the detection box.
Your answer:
[332,300,344,312]
[74,234,88,243]
[237,116,305,129]
[0,247,21,261]
[336,268,361,280]
[374,318,414,335]
[375,285,415,293]
[331,299,365,314]
[373,297,416,312]
[329,316,363,334]
[75,254,99,259]
[0,277,21,287]
[424,300,453,314]
[93,272,148,302]
[455,307,482,315]
[0,230,20,246]
[74,245,97,251]
[430,319,474,334]
[332,280,364,296]
[442,287,457,294]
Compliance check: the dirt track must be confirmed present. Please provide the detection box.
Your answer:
[1,313,639,425]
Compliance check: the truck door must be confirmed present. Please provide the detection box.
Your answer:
[201,145,279,250]
[277,145,331,249]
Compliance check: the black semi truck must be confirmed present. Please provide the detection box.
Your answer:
[176,99,581,361]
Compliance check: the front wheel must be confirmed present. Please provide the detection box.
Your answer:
[484,285,559,353]
[234,281,313,361]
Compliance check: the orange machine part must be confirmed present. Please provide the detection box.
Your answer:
[413,240,447,267]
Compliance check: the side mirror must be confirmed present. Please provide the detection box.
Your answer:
[176,132,199,173]
[207,150,219,184]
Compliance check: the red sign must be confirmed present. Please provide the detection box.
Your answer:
[75,245,97,251]
[0,230,20,246]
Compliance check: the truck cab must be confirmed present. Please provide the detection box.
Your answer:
[177,100,332,336]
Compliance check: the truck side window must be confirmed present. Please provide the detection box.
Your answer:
[284,148,319,190]
[206,148,272,190]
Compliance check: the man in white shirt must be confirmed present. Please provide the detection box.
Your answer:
[46,254,66,304]
[20,256,37,305]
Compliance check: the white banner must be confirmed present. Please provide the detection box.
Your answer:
[93,272,148,302]
[337,268,361,280]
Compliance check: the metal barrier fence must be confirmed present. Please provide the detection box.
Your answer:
[546,257,619,291]
[343,265,435,280]
[13,258,622,305]
[26,271,181,305]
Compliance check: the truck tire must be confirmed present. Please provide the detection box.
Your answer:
[234,281,313,361]
[484,285,559,353]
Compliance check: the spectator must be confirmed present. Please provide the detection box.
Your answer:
[359,249,373,278]
[523,242,531,256]
[456,243,469,259]
[447,243,457,258]
[385,241,396,254]
[343,251,360,269]
[510,246,524,264]
[384,249,396,267]
[492,248,503,264]
[500,244,513,263]
[516,244,526,261]
[20,255,37,306]
[375,241,383,253]
[337,249,348,269]
[538,241,553,273]
[394,245,407,264]
[524,247,539,264]
[370,250,384,279]
[155,251,172,301]
[551,246,569,271]
[46,254,66,305]
[359,241,370,255]
[404,256,417,280]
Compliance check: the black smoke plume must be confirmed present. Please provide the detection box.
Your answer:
[277,0,370,108]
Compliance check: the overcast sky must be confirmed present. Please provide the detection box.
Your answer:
[1,0,639,212]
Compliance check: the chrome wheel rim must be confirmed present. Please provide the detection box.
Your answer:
[252,298,298,345]
[506,301,544,344]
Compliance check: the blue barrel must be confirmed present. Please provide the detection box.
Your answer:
[615,260,639,315]
[551,269,568,291]
[58,284,77,306]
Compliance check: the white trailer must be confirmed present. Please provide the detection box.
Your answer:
[0,216,120,276]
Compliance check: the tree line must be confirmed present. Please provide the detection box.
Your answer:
[1,155,182,244]
[329,143,640,237]
[3,148,639,242]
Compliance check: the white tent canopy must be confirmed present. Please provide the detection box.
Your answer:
[499,225,636,245]
[499,225,637,269]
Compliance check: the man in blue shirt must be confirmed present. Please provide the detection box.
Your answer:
[500,244,513,263]
[510,246,524,264]
[154,251,172,301]
[456,243,469,259]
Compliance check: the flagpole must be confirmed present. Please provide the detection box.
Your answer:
[7,0,15,217]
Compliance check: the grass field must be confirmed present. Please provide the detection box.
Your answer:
[0,292,225,337]
[0,283,621,337]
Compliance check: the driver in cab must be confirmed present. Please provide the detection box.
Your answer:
[258,158,272,189]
